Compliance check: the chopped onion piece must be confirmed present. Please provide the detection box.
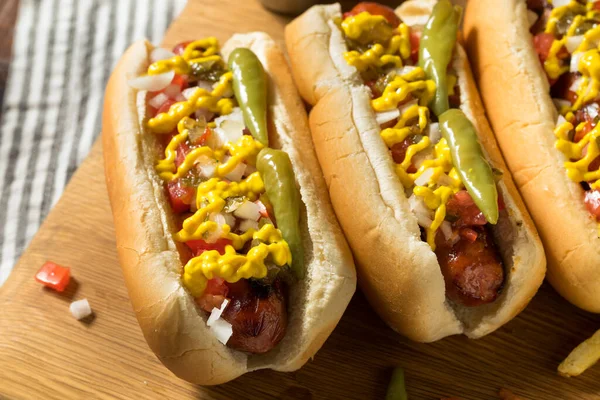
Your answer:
[70,299,92,320]
[234,200,261,220]
[163,83,181,99]
[553,0,571,7]
[553,98,571,111]
[205,214,225,243]
[197,80,215,92]
[148,92,169,109]
[587,103,600,120]
[224,162,246,182]
[244,164,257,175]
[214,108,245,147]
[376,109,400,125]
[527,10,538,28]
[415,168,434,186]
[210,318,233,345]
[571,52,583,73]
[175,93,186,102]
[566,35,584,53]
[440,221,453,240]
[199,162,217,178]
[408,195,433,228]
[557,114,568,126]
[428,122,441,144]
[398,98,419,116]
[195,107,214,121]
[223,213,236,227]
[128,70,174,91]
[150,47,175,63]
[207,299,229,327]
[182,87,199,99]
[239,219,259,232]
[569,77,583,92]
[393,66,417,76]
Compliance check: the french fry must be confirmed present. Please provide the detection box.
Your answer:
[558,329,600,377]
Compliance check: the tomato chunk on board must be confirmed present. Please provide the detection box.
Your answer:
[35,261,71,292]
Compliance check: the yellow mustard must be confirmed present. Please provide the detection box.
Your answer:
[543,2,600,191]
[340,11,466,249]
[144,40,292,296]
[343,13,411,72]
[182,225,291,297]
[148,38,221,75]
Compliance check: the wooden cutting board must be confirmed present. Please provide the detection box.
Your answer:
[2,0,600,398]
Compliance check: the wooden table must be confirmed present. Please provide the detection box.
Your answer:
[1,0,600,399]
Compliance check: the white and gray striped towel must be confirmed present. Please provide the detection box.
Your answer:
[0,0,187,285]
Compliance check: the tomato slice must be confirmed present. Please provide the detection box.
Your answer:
[594,2,600,11]
[343,2,401,27]
[409,29,421,64]
[175,141,191,168]
[170,74,188,92]
[446,190,487,227]
[186,238,232,256]
[35,261,71,292]
[173,41,193,56]
[585,189,600,220]
[167,180,195,213]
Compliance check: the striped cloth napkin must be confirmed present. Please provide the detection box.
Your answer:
[0,0,187,285]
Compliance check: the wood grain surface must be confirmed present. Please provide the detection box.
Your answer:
[1,0,600,399]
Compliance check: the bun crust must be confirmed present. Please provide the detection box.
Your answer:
[464,0,600,312]
[285,1,545,341]
[102,34,356,385]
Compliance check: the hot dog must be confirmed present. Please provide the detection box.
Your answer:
[102,32,356,384]
[464,0,600,312]
[285,0,546,341]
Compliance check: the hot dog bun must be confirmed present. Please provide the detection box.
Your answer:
[285,1,546,342]
[102,32,356,385]
[463,1,600,313]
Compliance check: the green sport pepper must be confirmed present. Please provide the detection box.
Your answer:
[385,367,408,400]
[418,0,461,117]
[440,109,499,224]
[228,48,269,146]
[256,148,304,279]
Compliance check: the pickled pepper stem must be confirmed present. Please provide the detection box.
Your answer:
[440,109,498,224]
[385,367,408,400]
[418,0,461,117]
[228,48,269,146]
[256,148,304,279]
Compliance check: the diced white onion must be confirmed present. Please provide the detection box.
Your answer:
[234,200,261,221]
[239,219,259,232]
[393,66,417,76]
[182,87,199,99]
[223,213,236,227]
[586,103,600,120]
[428,122,441,144]
[199,163,217,178]
[195,107,214,121]
[376,109,400,126]
[557,114,568,126]
[411,148,433,170]
[437,173,454,187]
[414,167,434,186]
[70,299,92,320]
[244,164,257,176]
[175,93,186,102]
[205,213,226,243]
[207,299,229,327]
[148,92,169,109]
[210,318,233,345]
[569,77,583,92]
[527,10,539,28]
[440,221,453,241]
[224,162,246,182]
[150,47,175,63]
[128,70,174,91]
[163,83,181,99]
[408,195,433,228]
[197,80,215,92]
[214,108,245,147]
[566,35,584,54]
[571,52,583,72]
[398,98,419,116]
[553,98,571,111]
[553,0,571,7]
